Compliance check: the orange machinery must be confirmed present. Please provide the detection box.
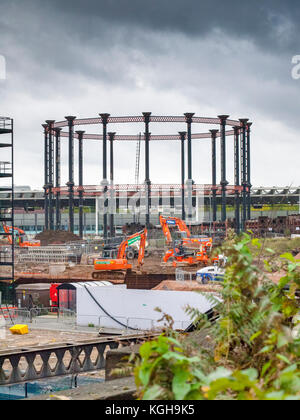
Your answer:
[2,223,40,247]
[92,229,147,278]
[159,215,216,267]
[162,241,215,267]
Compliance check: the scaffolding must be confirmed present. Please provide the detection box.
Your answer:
[0,117,14,304]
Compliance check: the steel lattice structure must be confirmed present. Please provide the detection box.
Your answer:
[43,113,252,237]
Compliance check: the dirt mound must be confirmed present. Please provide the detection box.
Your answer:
[152,280,222,293]
[35,230,81,246]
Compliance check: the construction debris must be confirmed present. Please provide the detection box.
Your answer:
[35,230,81,246]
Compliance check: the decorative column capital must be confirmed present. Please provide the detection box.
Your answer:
[99,113,111,125]
[108,132,116,141]
[247,122,253,131]
[45,120,55,129]
[210,129,219,137]
[142,112,152,124]
[65,116,77,126]
[233,126,240,133]
[239,118,249,127]
[76,130,85,138]
[218,115,229,125]
[54,127,62,135]
[42,124,48,133]
[184,113,195,124]
[178,131,187,140]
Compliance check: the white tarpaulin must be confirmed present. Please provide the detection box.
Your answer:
[76,285,219,331]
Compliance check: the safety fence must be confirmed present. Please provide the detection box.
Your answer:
[1,307,76,329]
[79,314,190,332]
[175,269,194,282]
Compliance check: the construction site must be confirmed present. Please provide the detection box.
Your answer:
[0,111,299,400]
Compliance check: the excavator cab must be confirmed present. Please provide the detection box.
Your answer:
[101,246,118,259]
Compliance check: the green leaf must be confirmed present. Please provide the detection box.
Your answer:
[241,368,258,382]
[261,361,272,378]
[250,331,262,342]
[259,345,274,354]
[276,354,291,365]
[207,367,232,382]
[280,253,295,263]
[139,341,154,359]
[277,333,289,349]
[143,384,164,400]
[265,391,285,400]
[172,368,191,400]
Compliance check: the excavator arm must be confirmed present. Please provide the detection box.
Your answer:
[159,215,172,244]
[137,228,147,268]
[117,229,147,259]
[160,215,192,245]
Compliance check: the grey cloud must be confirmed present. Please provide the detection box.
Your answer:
[4,0,299,52]
[0,0,299,189]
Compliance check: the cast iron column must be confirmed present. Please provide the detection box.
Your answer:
[233,126,241,233]
[218,115,229,222]
[46,120,55,230]
[100,113,110,239]
[109,132,116,237]
[76,130,85,239]
[65,116,76,233]
[246,122,252,221]
[54,127,62,231]
[179,132,186,221]
[184,113,195,181]
[239,118,249,231]
[184,113,195,220]
[210,129,218,222]
[143,112,151,229]
[42,124,49,231]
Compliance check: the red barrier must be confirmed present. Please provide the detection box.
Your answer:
[0,307,18,319]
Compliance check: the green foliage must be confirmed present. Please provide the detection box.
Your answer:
[126,233,300,400]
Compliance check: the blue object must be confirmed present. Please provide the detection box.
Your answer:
[196,272,224,284]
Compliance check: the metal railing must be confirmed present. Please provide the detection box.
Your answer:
[2,307,76,327]
[79,314,189,332]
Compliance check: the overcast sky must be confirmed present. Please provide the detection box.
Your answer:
[0,0,299,190]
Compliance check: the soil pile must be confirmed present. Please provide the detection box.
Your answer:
[152,280,222,293]
[35,230,81,246]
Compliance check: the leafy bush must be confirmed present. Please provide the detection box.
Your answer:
[128,233,300,400]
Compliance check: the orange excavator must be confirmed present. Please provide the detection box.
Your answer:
[159,215,216,267]
[160,215,212,248]
[92,229,147,279]
[1,223,40,247]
